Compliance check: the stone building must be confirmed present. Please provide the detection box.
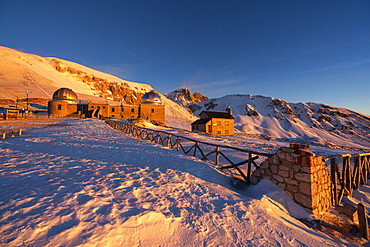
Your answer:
[48,88,165,124]
[191,109,234,135]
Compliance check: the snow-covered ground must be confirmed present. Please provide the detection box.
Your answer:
[0,118,367,246]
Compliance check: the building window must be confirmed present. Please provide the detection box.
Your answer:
[91,106,94,108]
[111,107,115,112]
[217,121,221,126]
[57,104,62,110]
[151,109,155,113]
[225,130,229,134]
[111,115,115,117]
[225,121,229,126]
[121,108,124,112]
[131,108,135,112]
[103,106,106,109]
[97,106,100,109]
[217,131,222,134]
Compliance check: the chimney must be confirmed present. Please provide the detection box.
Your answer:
[226,105,232,117]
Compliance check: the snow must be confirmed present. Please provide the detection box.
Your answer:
[0,118,362,246]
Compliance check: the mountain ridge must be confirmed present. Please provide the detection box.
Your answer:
[188,94,370,150]
[0,46,197,126]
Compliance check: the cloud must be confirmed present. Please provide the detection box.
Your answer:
[304,59,370,74]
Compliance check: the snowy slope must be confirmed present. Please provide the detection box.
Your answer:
[0,46,196,124]
[189,94,370,150]
[0,46,150,100]
[0,118,359,246]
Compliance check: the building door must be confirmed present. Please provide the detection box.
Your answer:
[208,125,212,133]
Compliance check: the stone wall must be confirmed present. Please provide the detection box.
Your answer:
[251,145,332,215]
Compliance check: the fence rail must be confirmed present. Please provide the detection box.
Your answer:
[106,120,271,184]
[324,153,370,206]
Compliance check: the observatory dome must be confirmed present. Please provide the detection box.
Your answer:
[141,91,162,104]
[52,88,78,103]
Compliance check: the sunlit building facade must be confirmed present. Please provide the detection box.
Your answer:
[48,88,165,124]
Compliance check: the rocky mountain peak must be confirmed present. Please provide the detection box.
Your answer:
[164,88,208,106]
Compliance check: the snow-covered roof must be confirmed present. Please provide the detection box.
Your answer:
[191,118,211,125]
[200,111,234,119]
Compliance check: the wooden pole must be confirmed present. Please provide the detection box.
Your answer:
[358,203,369,240]
[331,158,339,206]
[247,153,252,185]
[215,146,220,167]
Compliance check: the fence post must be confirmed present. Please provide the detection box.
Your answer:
[358,203,369,240]
[331,158,339,206]
[215,146,220,167]
[1,132,6,139]
[247,153,252,185]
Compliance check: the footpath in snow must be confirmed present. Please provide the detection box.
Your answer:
[0,118,361,246]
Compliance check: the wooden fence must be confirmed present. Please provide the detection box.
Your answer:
[324,153,370,206]
[106,120,271,184]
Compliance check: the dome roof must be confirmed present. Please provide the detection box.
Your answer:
[141,91,163,104]
[52,88,78,102]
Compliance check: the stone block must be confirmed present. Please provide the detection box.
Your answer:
[277,183,286,190]
[300,165,310,174]
[299,182,311,195]
[265,168,271,176]
[293,164,301,173]
[278,170,289,178]
[295,173,311,182]
[286,184,298,193]
[276,150,285,160]
[285,190,294,199]
[271,165,278,174]
[294,193,312,209]
[267,156,275,164]
[284,178,298,185]
[272,174,284,183]
[281,160,291,169]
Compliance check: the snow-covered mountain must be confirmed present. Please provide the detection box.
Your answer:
[164,88,208,106]
[189,94,370,150]
[0,46,197,125]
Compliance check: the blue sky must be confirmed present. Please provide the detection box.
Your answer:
[1,1,369,115]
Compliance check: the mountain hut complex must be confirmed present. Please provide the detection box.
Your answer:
[48,88,165,124]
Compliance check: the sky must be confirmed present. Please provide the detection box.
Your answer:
[0,0,369,115]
